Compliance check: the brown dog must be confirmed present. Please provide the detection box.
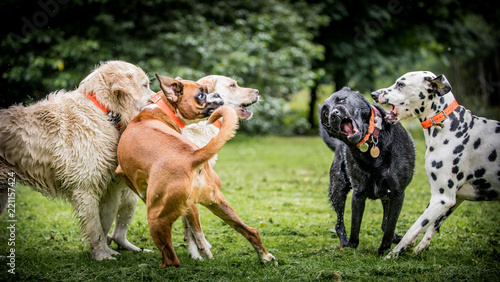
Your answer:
[116,75,276,267]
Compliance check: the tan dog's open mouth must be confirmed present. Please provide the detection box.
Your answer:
[239,99,259,120]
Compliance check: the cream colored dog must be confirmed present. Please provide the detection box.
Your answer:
[179,75,260,260]
[0,60,155,260]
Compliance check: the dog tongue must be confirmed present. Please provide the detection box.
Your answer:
[342,122,356,137]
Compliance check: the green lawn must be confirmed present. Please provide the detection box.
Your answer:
[1,136,499,281]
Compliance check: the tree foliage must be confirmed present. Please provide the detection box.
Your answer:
[1,0,499,133]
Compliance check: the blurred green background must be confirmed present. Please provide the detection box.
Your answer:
[2,0,499,134]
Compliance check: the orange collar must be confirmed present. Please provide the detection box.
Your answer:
[420,100,459,129]
[152,92,221,129]
[86,91,120,129]
[356,106,381,149]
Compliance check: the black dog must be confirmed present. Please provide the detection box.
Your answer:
[319,87,415,255]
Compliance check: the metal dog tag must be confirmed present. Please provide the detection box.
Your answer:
[370,146,380,158]
[359,143,369,153]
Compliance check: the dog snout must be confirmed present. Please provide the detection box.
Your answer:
[371,91,380,102]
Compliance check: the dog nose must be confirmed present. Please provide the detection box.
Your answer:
[212,93,221,99]
[371,91,380,102]
[332,108,341,116]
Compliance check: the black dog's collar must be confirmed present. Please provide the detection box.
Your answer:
[357,106,383,157]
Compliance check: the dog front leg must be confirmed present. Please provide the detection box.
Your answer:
[379,194,405,255]
[182,204,213,259]
[349,190,367,249]
[204,199,277,265]
[414,198,464,253]
[386,196,455,259]
[329,182,349,247]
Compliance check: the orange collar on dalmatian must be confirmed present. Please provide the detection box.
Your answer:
[152,92,221,129]
[86,91,121,129]
[420,100,459,129]
[356,106,382,149]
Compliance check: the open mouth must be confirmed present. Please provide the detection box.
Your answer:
[238,99,259,119]
[386,104,399,123]
[340,118,359,137]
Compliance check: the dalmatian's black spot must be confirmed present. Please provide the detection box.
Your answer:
[453,157,460,165]
[462,135,470,145]
[432,128,439,138]
[452,166,459,174]
[431,102,437,111]
[419,92,426,99]
[467,174,474,181]
[405,109,409,111]
[420,107,425,113]
[401,77,406,80]
[453,145,464,154]
[473,138,481,149]
[422,219,429,227]
[443,139,449,145]
[421,101,425,106]
[448,180,454,188]
[489,150,497,162]
[431,172,437,181]
[450,115,459,132]
[427,89,433,94]
[472,179,491,190]
[429,146,434,152]
[433,161,443,169]
[469,118,475,129]
[474,168,486,178]
[455,131,464,138]
[441,200,445,205]
[440,97,445,104]
[439,188,444,194]
[496,126,500,133]
[400,102,405,105]
[483,120,487,124]
[415,109,420,115]
[457,172,464,181]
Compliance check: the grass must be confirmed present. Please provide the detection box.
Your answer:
[1,135,499,281]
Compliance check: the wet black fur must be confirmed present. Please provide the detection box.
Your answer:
[319,87,416,255]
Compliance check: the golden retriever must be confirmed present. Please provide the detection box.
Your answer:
[0,60,155,260]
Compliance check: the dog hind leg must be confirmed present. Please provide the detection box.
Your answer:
[110,186,148,252]
[203,198,276,265]
[71,189,120,260]
[182,204,213,259]
[148,215,181,268]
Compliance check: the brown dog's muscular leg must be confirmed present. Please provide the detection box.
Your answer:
[203,199,276,265]
[148,214,181,268]
[182,204,213,259]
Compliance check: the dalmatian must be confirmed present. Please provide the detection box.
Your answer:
[371,71,500,258]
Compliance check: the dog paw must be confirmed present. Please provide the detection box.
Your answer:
[261,253,278,267]
[94,247,120,261]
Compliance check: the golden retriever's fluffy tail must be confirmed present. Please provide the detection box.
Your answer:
[192,106,238,168]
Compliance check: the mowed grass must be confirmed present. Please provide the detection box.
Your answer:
[0,135,499,281]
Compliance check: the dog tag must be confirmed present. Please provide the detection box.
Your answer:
[370,145,380,158]
[359,143,369,153]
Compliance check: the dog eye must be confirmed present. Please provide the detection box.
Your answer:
[230,83,236,88]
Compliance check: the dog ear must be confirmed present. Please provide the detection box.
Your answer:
[111,71,142,101]
[156,74,183,102]
[197,76,216,93]
[428,75,452,96]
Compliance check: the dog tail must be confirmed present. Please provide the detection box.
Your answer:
[192,106,238,168]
